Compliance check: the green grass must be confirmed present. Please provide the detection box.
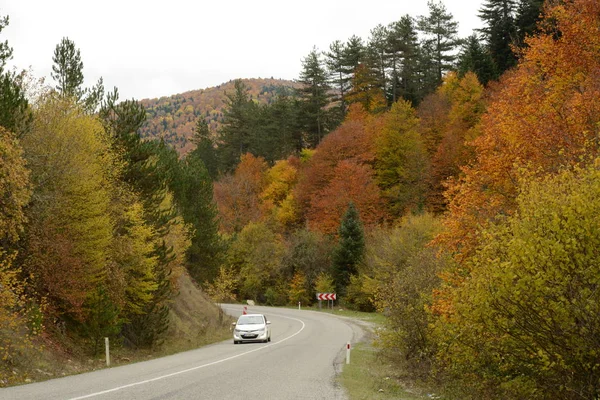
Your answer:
[301,304,387,325]
[340,342,429,400]
[302,305,432,399]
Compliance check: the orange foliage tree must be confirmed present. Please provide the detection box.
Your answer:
[435,0,600,306]
[213,153,268,234]
[308,160,385,234]
[418,72,486,213]
[294,104,377,221]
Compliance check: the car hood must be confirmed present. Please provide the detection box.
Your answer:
[235,323,265,331]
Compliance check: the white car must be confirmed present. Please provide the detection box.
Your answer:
[232,313,271,344]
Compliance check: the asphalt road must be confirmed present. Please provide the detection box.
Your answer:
[0,305,363,400]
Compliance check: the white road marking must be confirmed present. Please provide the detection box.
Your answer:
[68,311,305,400]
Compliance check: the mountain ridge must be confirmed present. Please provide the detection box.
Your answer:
[139,78,298,155]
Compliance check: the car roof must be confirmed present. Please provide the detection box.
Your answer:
[239,313,264,317]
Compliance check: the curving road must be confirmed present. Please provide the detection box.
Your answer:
[0,305,363,400]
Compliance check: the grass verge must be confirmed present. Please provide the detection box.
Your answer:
[339,342,428,400]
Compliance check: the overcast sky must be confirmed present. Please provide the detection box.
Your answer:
[3,0,484,101]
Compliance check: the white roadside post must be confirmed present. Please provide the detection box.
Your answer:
[105,337,110,367]
[346,342,351,364]
[298,301,301,310]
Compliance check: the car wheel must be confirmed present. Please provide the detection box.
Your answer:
[268,336,271,342]
[234,340,239,344]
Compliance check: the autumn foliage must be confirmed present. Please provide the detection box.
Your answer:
[438,0,600,261]
[428,0,600,397]
[213,153,268,233]
[294,104,386,234]
[4,0,600,395]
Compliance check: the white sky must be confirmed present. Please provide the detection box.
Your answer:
[3,0,484,101]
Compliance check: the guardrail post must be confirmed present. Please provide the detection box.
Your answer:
[105,337,110,367]
[346,342,351,364]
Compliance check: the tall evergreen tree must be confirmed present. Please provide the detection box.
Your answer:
[478,0,519,77]
[386,15,421,104]
[297,48,331,147]
[51,37,104,113]
[217,79,258,172]
[343,35,365,86]
[0,15,31,136]
[52,37,84,100]
[172,150,223,284]
[256,93,302,159]
[0,15,11,67]
[418,1,461,88]
[332,202,365,296]
[515,0,545,45]
[457,34,497,85]
[325,40,349,117]
[191,117,218,179]
[99,88,177,348]
[365,24,389,101]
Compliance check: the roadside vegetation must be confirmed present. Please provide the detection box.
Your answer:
[2,272,232,387]
[3,0,600,398]
[341,343,429,400]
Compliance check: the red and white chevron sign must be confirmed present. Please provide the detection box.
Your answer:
[316,293,336,301]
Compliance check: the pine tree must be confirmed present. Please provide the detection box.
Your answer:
[325,40,349,117]
[217,79,258,172]
[0,15,31,136]
[172,148,223,283]
[256,93,302,159]
[457,34,497,85]
[515,0,544,46]
[51,37,104,113]
[478,0,519,77]
[386,15,421,104]
[99,89,177,348]
[0,15,11,68]
[191,117,218,179]
[297,48,331,147]
[365,25,389,102]
[332,202,365,296]
[418,1,461,88]
[51,37,84,100]
[343,35,365,87]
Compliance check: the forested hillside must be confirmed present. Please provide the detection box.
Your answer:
[139,78,298,155]
[4,0,600,398]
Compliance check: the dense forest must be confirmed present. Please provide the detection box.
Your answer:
[3,0,600,397]
[138,78,299,155]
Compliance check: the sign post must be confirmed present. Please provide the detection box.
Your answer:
[316,293,337,310]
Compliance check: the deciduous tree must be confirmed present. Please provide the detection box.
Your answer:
[213,153,268,234]
[374,99,428,215]
[436,165,600,399]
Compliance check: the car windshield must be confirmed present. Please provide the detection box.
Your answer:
[237,315,264,325]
